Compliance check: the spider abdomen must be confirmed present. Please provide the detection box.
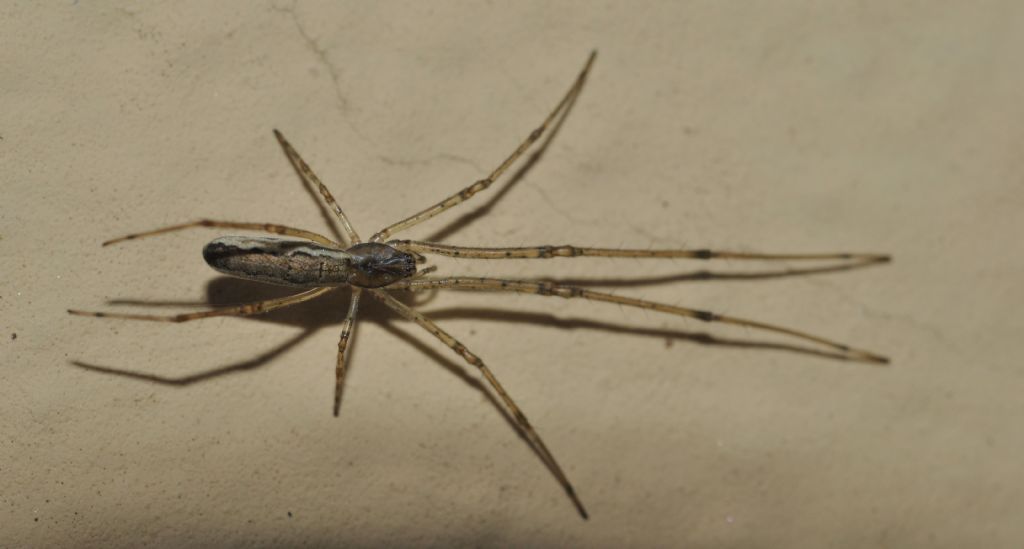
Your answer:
[203,236,355,287]
[202,237,417,288]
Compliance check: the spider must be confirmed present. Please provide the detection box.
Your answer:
[69,51,889,519]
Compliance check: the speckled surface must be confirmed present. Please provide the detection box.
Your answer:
[3,2,1023,547]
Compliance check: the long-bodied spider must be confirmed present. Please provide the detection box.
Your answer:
[69,51,889,519]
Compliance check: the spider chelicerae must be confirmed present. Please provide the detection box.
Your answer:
[70,51,889,519]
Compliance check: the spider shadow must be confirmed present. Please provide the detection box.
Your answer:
[71,271,883,512]
[71,278,514,415]
[71,277,541,472]
[550,257,890,287]
[70,278,346,386]
[72,244,882,390]
[418,306,871,364]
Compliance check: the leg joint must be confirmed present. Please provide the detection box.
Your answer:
[695,310,718,322]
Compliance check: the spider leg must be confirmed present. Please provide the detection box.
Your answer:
[370,51,597,242]
[334,289,362,416]
[102,220,339,248]
[68,287,333,322]
[274,129,362,245]
[389,240,891,264]
[367,289,589,519]
[388,277,889,364]
[411,265,438,278]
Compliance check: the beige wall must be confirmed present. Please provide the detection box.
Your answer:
[3,2,1022,546]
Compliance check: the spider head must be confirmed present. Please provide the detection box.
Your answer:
[346,242,417,288]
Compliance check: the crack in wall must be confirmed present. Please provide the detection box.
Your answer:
[271,4,550,182]
[528,182,594,226]
[273,1,377,150]
[804,276,959,357]
[276,1,348,113]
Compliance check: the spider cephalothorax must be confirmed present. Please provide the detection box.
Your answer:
[345,242,417,288]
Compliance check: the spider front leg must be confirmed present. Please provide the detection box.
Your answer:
[334,288,362,416]
[388,277,889,364]
[370,51,597,242]
[367,289,589,519]
[69,287,334,322]
[101,220,339,248]
[389,240,891,264]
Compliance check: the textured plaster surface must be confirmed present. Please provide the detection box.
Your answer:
[3,2,1023,547]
